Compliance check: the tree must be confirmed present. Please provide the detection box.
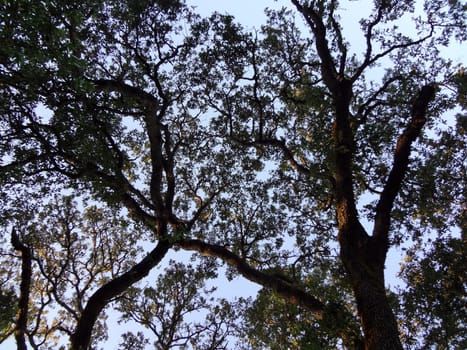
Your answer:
[0,0,465,349]
[0,194,145,348]
[117,261,237,349]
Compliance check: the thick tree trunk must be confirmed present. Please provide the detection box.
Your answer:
[340,226,403,350]
[290,2,435,346]
[329,82,403,347]
[354,279,402,350]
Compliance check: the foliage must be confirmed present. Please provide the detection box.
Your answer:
[0,194,144,348]
[0,0,465,349]
[398,237,467,349]
[0,288,17,338]
[117,260,236,349]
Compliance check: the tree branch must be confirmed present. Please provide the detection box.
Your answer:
[175,238,324,318]
[71,240,171,350]
[291,0,339,91]
[359,1,387,75]
[373,84,436,245]
[71,160,160,228]
[352,26,435,82]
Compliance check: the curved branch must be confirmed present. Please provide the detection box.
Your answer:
[71,159,159,228]
[360,2,387,73]
[70,239,171,350]
[373,84,436,245]
[175,238,324,317]
[352,26,435,82]
[91,116,157,213]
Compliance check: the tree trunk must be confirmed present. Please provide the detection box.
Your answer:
[340,226,403,350]
[11,229,32,350]
[354,280,402,350]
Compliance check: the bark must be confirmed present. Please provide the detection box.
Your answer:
[70,240,171,350]
[11,229,32,350]
[330,79,402,350]
[373,85,436,243]
[339,226,403,350]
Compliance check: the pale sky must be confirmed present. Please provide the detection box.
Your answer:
[187,0,288,27]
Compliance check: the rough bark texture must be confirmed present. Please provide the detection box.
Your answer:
[339,226,403,350]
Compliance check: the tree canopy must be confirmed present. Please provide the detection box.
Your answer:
[0,0,465,349]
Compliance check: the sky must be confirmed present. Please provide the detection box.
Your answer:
[187,0,287,26]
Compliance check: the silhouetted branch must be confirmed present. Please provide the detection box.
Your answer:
[176,238,324,317]
[11,229,32,350]
[373,84,436,246]
[71,240,171,350]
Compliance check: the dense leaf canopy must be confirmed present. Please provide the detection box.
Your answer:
[0,0,465,349]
